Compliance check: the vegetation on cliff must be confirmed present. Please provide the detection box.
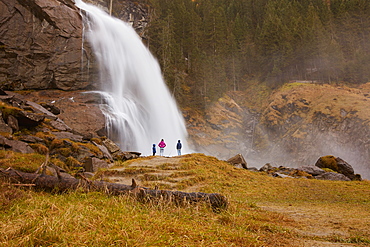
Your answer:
[146,0,370,110]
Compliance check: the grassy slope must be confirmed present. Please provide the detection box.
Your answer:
[1,153,370,246]
[263,82,370,125]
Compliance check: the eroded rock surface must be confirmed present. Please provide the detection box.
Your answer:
[0,0,97,90]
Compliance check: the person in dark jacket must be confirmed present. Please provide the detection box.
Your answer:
[176,140,182,156]
[152,144,156,156]
[158,139,166,156]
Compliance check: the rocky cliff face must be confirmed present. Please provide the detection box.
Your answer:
[187,83,370,179]
[0,0,149,91]
[0,0,95,90]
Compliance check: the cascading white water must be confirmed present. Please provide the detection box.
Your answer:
[75,0,188,156]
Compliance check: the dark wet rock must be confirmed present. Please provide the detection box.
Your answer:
[39,103,61,115]
[17,111,45,127]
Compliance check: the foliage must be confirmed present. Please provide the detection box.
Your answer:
[146,0,370,110]
[0,102,22,119]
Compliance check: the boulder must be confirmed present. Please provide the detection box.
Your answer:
[315,172,351,181]
[297,165,325,176]
[315,155,359,181]
[17,111,45,127]
[0,136,34,153]
[83,157,111,173]
[102,138,120,153]
[227,154,247,169]
[335,157,357,181]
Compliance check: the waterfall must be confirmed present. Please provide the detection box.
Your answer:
[75,0,188,156]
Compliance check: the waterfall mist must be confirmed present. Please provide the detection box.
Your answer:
[75,0,188,156]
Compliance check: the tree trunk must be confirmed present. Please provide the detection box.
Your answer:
[0,168,228,210]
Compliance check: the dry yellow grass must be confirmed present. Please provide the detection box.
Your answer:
[1,153,369,246]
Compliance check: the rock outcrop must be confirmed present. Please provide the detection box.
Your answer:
[188,83,370,179]
[0,0,150,91]
[227,153,248,169]
[0,0,97,90]
[0,90,140,177]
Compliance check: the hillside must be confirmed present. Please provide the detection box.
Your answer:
[1,154,370,246]
[188,82,370,180]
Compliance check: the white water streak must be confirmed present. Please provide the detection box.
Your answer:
[76,0,188,156]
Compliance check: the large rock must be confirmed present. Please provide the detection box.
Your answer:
[297,165,325,176]
[315,155,359,181]
[0,136,34,153]
[83,157,111,172]
[227,154,247,169]
[315,172,351,181]
[102,138,120,153]
[0,0,96,90]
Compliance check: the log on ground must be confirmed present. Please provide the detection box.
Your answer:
[0,168,228,210]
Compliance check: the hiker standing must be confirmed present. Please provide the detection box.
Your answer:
[176,140,182,156]
[152,144,156,156]
[158,139,166,156]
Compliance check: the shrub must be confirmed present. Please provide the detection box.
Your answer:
[29,144,49,155]
[50,139,64,150]
[65,156,81,168]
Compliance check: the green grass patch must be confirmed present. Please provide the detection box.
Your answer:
[0,150,46,173]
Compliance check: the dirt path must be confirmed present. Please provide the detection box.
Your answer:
[103,156,204,191]
[261,204,370,246]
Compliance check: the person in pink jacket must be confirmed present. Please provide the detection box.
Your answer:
[158,139,166,156]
